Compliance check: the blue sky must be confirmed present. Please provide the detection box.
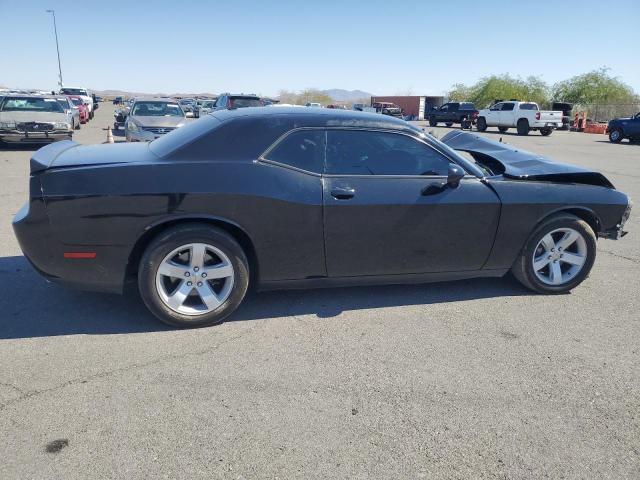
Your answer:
[1,0,638,96]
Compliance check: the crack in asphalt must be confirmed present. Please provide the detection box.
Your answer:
[0,323,261,412]
[600,249,640,264]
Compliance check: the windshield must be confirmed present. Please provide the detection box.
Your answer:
[203,101,216,108]
[61,88,88,96]
[230,98,262,108]
[70,98,83,106]
[56,98,70,109]
[132,102,184,117]
[1,97,65,113]
[179,99,195,105]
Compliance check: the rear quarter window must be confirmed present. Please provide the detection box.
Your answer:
[519,103,538,110]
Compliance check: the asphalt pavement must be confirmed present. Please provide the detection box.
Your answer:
[0,104,638,479]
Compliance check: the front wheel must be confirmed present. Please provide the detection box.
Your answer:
[138,224,250,328]
[609,128,623,143]
[540,127,553,136]
[445,122,453,127]
[511,214,596,294]
[476,117,487,132]
[498,126,509,133]
[429,117,438,127]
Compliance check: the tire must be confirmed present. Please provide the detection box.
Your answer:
[476,117,487,132]
[429,117,438,127]
[511,213,596,294]
[138,224,250,328]
[516,118,530,135]
[445,122,453,127]
[609,128,623,143]
[498,127,509,133]
[540,127,553,136]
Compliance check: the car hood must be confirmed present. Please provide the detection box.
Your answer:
[30,140,158,173]
[441,130,614,188]
[0,111,69,123]
[129,116,185,127]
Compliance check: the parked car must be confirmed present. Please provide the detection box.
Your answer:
[197,100,217,117]
[12,108,631,327]
[125,98,187,142]
[428,102,478,127]
[372,102,404,118]
[476,101,564,135]
[59,87,93,119]
[607,112,640,143]
[178,98,197,117]
[113,98,135,129]
[67,96,89,124]
[55,96,81,130]
[0,95,73,144]
[92,93,99,111]
[113,96,124,105]
[552,102,573,130]
[214,94,263,111]
[305,102,322,108]
[326,104,347,109]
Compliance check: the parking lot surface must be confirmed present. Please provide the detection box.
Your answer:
[1,105,638,479]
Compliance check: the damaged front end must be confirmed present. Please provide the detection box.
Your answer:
[441,130,615,188]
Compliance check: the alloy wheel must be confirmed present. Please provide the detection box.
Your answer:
[155,243,234,316]
[532,228,587,286]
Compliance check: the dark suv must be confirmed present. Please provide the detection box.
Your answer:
[607,112,640,143]
[213,94,263,111]
[429,102,478,127]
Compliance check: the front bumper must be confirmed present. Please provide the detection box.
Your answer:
[0,130,73,143]
[600,199,633,239]
[126,128,160,142]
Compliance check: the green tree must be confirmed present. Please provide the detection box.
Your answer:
[551,67,638,105]
[447,74,549,108]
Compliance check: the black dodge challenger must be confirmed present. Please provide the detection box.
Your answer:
[13,108,631,327]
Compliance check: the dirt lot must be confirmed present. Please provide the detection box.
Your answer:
[1,104,638,479]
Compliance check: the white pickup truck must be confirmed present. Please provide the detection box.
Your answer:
[476,101,563,136]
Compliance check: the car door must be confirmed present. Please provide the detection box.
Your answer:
[499,102,515,126]
[447,103,459,122]
[628,113,640,136]
[437,103,449,121]
[486,102,502,125]
[322,129,501,277]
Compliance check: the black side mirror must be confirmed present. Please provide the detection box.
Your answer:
[447,163,465,188]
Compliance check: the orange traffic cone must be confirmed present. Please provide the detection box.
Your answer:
[106,126,114,144]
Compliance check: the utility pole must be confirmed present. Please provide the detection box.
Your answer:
[46,9,64,89]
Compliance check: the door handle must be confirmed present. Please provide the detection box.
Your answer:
[331,186,355,200]
[421,182,447,196]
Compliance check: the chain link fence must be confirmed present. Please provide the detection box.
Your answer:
[570,103,640,123]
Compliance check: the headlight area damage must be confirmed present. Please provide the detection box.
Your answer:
[441,131,631,239]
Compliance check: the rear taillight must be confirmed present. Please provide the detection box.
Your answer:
[535,112,541,120]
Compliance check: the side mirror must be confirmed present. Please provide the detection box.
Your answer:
[447,163,465,188]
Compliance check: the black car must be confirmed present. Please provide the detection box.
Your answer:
[428,102,479,127]
[552,102,573,130]
[371,102,404,118]
[213,93,263,111]
[13,108,631,328]
[607,112,640,143]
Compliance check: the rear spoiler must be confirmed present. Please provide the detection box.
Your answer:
[441,131,614,189]
[30,140,79,173]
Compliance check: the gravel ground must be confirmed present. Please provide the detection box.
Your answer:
[0,104,638,479]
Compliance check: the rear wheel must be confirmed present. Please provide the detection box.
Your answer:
[540,127,553,136]
[138,224,250,328]
[476,117,487,132]
[517,118,530,135]
[445,122,453,127]
[498,126,509,133]
[429,117,438,127]
[609,128,623,143]
[511,214,596,294]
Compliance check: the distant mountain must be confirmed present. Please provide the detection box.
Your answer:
[322,89,374,101]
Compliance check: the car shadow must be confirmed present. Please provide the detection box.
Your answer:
[0,255,530,340]
[595,140,638,146]
[0,142,41,152]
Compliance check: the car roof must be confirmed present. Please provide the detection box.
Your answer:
[133,97,178,102]
[210,106,410,130]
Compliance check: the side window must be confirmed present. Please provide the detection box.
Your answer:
[264,129,326,173]
[449,103,459,110]
[215,96,225,107]
[501,103,515,111]
[490,103,502,111]
[440,104,449,112]
[326,130,451,176]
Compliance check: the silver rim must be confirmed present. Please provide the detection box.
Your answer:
[532,228,587,286]
[611,131,620,141]
[155,243,234,316]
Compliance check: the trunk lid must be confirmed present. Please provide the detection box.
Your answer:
[30,140,157,173]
